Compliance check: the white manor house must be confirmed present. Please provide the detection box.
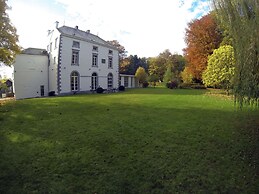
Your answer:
[13,23,138,99]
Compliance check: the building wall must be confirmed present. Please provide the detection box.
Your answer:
[47,29,60,94]
[58,35,119,94]
[13,54,48,99]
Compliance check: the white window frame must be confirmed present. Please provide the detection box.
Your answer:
[93,46,98,52]
[92,53,98,67]
[108,57,113,68]
[107,73,113,89]
[91,72,98,90]
[72,41,80,48]
[71,71,79,91]
[72,50,79,65]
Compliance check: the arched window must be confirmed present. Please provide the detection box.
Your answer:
[91,72,98,90]
[71,71,79,91]
[107,73,113,89]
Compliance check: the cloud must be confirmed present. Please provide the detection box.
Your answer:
[8,0,211,57]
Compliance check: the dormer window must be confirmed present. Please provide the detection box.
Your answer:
[109,50,113,55]
[72,41,80,48]
[93,46,98,52]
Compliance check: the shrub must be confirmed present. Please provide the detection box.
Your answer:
[142,82,149,88]
[49,91,55,96]
[166,81,178,89]
[118,85,125,91]
[96,87,104,93]
[190,84,206,89]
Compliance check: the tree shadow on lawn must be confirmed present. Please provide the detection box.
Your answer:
[0,100,258,193]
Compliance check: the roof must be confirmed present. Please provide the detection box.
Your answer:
[57,26,117,50]
[21,48,48,56]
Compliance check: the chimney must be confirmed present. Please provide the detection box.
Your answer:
[87,30,90,33]
[55,21,59,28]
[75,25,78,29]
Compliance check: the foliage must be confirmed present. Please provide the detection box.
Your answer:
[212,0,259,106]
[96,87,104,93]
[148,74,159,87]
[0,79,8,91]
[142,81,149,88]
[178,83,206,89]
[118,85,125,91]
[190,84,207,89]
[203,45,235,92]
[1,88,258,193]
[181,67,194,84]
[163,64,173,84]
[0,0,20,66]
[166,81,178,89]
[120,55,148,75]
[107,40,127,60]
[148,50,186,82]
[135,67,147,85]
[184,13,222,81]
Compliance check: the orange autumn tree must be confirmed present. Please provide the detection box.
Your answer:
[184,13,222,82]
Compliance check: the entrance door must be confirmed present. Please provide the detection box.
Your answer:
[40,85,44,96]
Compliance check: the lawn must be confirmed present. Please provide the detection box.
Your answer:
[0,88,258,193]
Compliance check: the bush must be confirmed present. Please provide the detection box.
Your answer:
[49,91,55,96]
[190,84,206,89]
[178,83,207,89]
[166,81,178,89]
[118,85,125,91]
[96,87,104,93]
[142,82,149,88]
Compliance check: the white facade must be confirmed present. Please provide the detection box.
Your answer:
[47,24,119,95]
[14,24,124,99]
[13,49,48,99]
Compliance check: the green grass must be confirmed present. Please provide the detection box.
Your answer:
[0,88,258,193]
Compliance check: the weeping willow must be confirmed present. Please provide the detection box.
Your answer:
[212,0,259,107]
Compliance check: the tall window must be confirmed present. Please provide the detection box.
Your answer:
[124,77,128,87]
[107,73,113,89]
[92,53,98,67]
[50,42,52,52]
[55,37,58,49]
[71,71,79,91]
[72,50,79,65]
[108,57,113,68]
[91,72,98,90]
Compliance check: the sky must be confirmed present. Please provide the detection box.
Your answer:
[7,0,211,58]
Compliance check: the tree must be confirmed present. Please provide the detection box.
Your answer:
[184,13,222,81]
[148,74,159,87]
[163,64,173,84]
[181,67,194,84]
[135,67,147,87]
[212,0,259,106]
[0,0,20,66]
[107,40,127,60]
[120,55,148,75]
[202,45,235,93]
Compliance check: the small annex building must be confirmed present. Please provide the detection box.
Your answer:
[13,23,138,99]
[14,48,49,99]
